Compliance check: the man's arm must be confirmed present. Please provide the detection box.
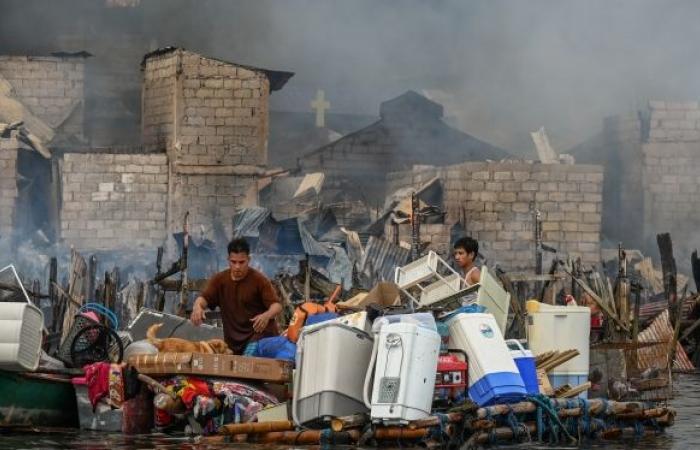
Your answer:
[251,276,282,333]
[190,296,209,326]
[251,301,282,333]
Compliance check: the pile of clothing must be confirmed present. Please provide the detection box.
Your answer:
[153,376,280,434]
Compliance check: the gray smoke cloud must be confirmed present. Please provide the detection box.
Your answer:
[3,0,700,153]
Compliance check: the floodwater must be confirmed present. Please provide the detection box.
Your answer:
[2,374,699,450]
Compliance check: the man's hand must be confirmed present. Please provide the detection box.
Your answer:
[250,312,271,333]
[191,303,207,326]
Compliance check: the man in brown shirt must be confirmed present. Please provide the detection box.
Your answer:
[190,238,282,354]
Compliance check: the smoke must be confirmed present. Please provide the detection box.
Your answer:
[2,0,700,153]
[5,0,700,273]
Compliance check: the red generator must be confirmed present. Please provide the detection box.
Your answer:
[433,354,468,406]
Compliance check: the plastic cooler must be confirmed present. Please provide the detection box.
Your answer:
[526,300,590,398]
[505,339,539,395]
[447,313,525,406]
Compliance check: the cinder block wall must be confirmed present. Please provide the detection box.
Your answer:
[0,136,18,237]
[141,49,269,239]
[60,153,168,250]
[141,49,270,166]
[387,162,604,270]
[640,101,700,247]
[170,172,256,241]
[141,54,177,149]
[0,55,86,138]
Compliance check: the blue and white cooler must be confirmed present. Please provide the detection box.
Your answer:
[446,313,526,406]
[505,339,539,395]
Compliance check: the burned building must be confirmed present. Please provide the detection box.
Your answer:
[299,91,510,208]
[1,48,293,251]
[385,161,604,270]
[573,100,700,256]
[0,54,88,242]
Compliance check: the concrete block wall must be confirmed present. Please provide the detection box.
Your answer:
[141,54,177,148]
[648,100,700,142]
[0,136,18,237]
[142,49,270,166]
[384,221,452,259]
[387,162,604,270]
[60,153,168,250]
[0,55,85,138]
[302,125,393,200]
[170,173,255,240]
[642,141,700,245]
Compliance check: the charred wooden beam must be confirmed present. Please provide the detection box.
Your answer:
[155,279,208,292]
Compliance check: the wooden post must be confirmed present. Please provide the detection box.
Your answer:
[657,233,677,322]
[49,257,58,333]
[411,191,421,261]
[176,212,190,318]
[87,255,97,302]
[616,243,630,329]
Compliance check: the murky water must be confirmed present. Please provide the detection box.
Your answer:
[2,374,699,450]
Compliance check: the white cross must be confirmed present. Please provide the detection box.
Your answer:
[310,89,330,128]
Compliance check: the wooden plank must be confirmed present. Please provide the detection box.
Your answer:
[567,270,628,331]
[561,382,592,398]
[60,250,87,343]
[657,233,678,318]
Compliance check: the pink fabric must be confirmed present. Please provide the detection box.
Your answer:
[84,362,111,410]
[81,311,100,322]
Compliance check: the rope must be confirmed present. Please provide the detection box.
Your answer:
[429,412,449,443]
[319,429,332,446]
[579,397,591,435]
[528,394,578,445]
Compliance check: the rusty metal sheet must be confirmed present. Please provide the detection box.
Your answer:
[359,236,411,284]
[637,309,694,372]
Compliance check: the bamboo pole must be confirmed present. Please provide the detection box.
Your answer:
[475,398,646,420]
[408,412,465,429]
[373,427,430,440]
[252,429,360,445]
[137,373,176,399]
[219,420,294,435]
[469,421,666,446]
[330,414,367,432]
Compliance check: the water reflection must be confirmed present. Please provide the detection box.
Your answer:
[2,374,698,450]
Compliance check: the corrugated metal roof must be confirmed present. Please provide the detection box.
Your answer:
[637,309,694,372]
[360,236,411,284]
[640,294,696,323]
[231,207,271,238]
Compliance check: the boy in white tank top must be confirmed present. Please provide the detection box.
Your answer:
[453,236,481,286]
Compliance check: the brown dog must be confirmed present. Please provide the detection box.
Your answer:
[146,323,232,354]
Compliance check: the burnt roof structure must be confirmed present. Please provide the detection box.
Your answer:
[299,90,511,203]
[141,46,294,92]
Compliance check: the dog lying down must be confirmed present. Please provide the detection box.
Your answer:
[146,323,233,354]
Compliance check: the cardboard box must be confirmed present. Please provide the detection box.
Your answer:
[256,402,291,422]
[338,282,400,309]
[128,352,293,384]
